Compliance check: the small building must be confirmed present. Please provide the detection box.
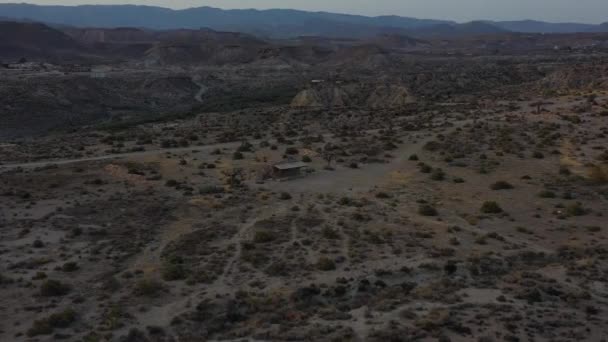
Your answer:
[7,62,39,70]
[273,161,308,180]
[91,66,111,79]
[61,64,91,73]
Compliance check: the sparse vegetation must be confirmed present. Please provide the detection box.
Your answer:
[316,257,336,271]
[27,309,76,337]
[490,181,514,190]
[253,230,278,243]
[481,201,503,214]
[39,280,70,297]
[133,279,163,297]
[1,25,608,342]
[418,204,438,216]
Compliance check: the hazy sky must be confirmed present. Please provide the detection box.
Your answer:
[3,0,607,24]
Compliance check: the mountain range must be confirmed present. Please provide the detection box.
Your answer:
[0,3,606,39]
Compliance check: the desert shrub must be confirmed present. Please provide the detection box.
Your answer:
[232,151,244,160]
[265,261,289,276]
[423,141,441,152]
[419,163,432,173]
[481,201,503,214]
[237,141,253,152]
[383,141,397,150]
[430,168,445,181]
[161,139,178,148]
[516,226,532,234]
[147,326,165,335]
[562,192,574,200]
[316,257,336,271]
[47,309,76,328]
[338,197,353,206]
[253,230,277,243]
[285,147,299,155]
[375,192,391,199]
[125,162,145,175]
[133,279,163,297]
[588,165,608,184]
[409,154,419,161]
[561,115,582,124]
[98,304,128,331]
[165,179,178,187]
[32,272,46,280]
[40,280,70,297]
[565,203,586,217]
[61,262,79,272]
[559,166,571,175]
[538,190,556,198]
[27,319,53,337]
[453,177,465,183]
[532,151,545,159]
[349,162,359,169]
[279,192,292,200]
[199,185,224,195]
[0,273,13,284]
[322,226,340,239]
[490,181,514,190]
[161,261,187,281]
[27,309,76,337]
[302,155,312,163]
[475,235,488,245]
[352,212,371,222]
[418,204,438,216]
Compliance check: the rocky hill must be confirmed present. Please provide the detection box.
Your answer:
[537,64,608,91]
[0,21,84,60]
[291,82,415,108]
[63,27,157,44]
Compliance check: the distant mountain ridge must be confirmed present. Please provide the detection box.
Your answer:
[488,20,605,33]
[0,3,606,38]
[0,3,451,38]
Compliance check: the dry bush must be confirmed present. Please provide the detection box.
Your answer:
[588,165,608,185]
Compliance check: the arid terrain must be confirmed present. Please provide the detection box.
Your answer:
[1,17,608,342]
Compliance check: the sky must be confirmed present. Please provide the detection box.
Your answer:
[2,0,607,24]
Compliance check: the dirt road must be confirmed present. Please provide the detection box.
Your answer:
[0,141,245,172]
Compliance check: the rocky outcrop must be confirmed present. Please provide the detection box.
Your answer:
[290,86,351,108]
[367,84,415,108]
[538,64,608,91]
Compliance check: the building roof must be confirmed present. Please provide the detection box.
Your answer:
[273,162,308,170]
